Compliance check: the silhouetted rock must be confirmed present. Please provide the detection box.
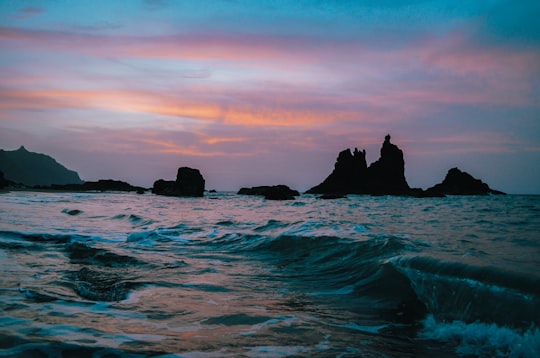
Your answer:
[152,179,177,196]
[426,168,505,196]
[238,185,300,200]
[319,193,347,200]
[307,148,367,194]
[307,134,410,195]
[0,146,82,186]
[49,179,145,192]
[0,170,9,189]
[366,134,410,195]
[152,167,205,197]
[176,167,205,197]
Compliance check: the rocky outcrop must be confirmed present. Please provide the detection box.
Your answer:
[238,185,300,200]
[49,179,146,193]
[366,134,410,195]
[0,146,82,186]
[426,168,505,196]
[152,167,205,197]
[307,148,368,194]
[307,134,410,195]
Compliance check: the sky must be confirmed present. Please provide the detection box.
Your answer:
[1,0,539,194]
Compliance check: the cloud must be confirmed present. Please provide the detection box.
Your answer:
[15,7,45,19]
[143,0,168,11]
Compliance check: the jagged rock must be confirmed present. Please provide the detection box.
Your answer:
[426,168,505,196]
[307,134,410,195]
[152,167,205,197]
[307,148,367,194]
[238,185,300,200]
[0,146,82,186]
[366,134,410,195]
[48,179,146,192]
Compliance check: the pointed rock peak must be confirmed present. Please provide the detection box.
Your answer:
[17,145,28,152]
[385,134,391,143]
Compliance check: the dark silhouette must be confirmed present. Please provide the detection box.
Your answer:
[307,134,410,195]
[306,148,368,194]
[426,168,505,196]
[238,185,300,200]
[0,146,82,186]
[366,134,410,195]
[320,193,347,200]
[152,167,205,197]
[307,135,504,197]
[0,170,8,189]
[48,179,146,193]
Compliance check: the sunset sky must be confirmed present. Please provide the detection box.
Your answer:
[1,1,539,193]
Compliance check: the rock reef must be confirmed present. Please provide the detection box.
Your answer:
[238,185,300,200]
[49,179,146,193]
[152,167,205,197]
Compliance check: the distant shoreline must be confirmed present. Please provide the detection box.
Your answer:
[1,187,537,196]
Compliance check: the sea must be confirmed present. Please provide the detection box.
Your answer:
[0,191,539,358]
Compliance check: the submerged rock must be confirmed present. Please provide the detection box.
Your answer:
[74,267,131,302]
[426,168,505,196]
[152,167,205,197]
[238,185,300,200]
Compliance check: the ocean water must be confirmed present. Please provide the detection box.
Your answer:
[0,191,539,358]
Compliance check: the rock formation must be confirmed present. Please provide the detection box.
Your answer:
[307,134,410,195]
[307,148,368,194]
[426,168,505,196]
[0,146,83,186]
[366,134,410,195]
[152,167,205,197]
[49,179,146,193]
[0,170,8,189]
[238,185,300,200]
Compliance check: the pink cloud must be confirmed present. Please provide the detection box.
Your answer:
[420,31,540,77]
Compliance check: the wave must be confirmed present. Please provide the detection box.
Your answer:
[66,242,145,267]
[391,256,540,329]
[203,227,540,340]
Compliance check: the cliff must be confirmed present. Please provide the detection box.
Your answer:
[0,146,82,187]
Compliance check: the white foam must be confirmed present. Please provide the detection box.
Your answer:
[420,315,540,357]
